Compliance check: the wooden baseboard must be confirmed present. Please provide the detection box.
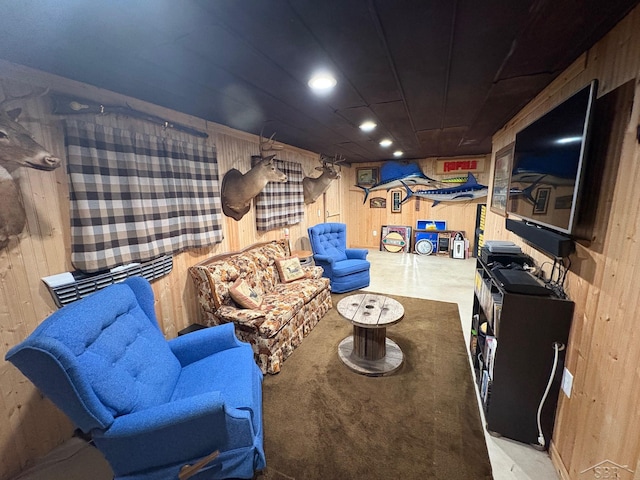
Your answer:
[549,441,571,480]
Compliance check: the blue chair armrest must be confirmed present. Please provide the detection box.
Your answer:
[102,392,226,437]
[312,255,335,277]
[346,248,368,260]
[169,323,244,366]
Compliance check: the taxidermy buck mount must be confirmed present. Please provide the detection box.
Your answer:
[0,88,61,250]
[221,132,287,221]
[302,154,343,204]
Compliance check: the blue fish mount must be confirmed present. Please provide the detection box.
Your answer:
[356,161,435,204]
[401,173,488,207]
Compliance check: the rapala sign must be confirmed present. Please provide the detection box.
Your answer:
[436,157,485,174]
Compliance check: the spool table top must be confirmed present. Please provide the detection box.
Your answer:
[337,293,404,329]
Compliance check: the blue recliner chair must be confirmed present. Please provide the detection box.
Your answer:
[5,277,265,480]
[308,222,370,293]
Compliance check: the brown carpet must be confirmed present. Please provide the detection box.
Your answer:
[258,292,493,480]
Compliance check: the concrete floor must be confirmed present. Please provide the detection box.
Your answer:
[11,249,560,480]
[363,249,559,480]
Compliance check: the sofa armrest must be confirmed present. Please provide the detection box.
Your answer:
[169,323,245,366]
[216,305,266,333]
[346,248,368,260]
[303,266,324,279]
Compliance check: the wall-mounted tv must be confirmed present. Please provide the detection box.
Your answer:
[507,80,598,235]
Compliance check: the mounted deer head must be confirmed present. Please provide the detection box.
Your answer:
[0,166,26,250]
[0,88,61,173]
[302,154,343,204]
[221,132,288,221]
[0,87,61,249]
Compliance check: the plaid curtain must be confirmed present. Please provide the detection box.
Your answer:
[254,158,304,231]
[65,120,223,272]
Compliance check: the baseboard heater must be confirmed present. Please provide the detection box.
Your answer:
[42,255,173,308]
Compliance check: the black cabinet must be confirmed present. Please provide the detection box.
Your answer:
[469,257,574,448]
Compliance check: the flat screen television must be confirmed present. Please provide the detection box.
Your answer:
[507,80,598,235]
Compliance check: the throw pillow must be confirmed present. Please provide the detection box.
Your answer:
[275,256,305,283]
[229,278,263,309]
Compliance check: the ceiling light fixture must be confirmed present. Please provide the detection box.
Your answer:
[308,72,337,93]
[393,150,403,157]
[359,121,377,132]
[379,139,392,147]
[556,136,582,144]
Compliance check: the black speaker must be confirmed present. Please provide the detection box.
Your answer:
[505,219,574,258]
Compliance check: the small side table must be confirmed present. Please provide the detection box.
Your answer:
[337,293,405,376]
[291,249,314,266]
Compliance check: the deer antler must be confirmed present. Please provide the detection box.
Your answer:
[259,129,284,159]
[316,154,331,171]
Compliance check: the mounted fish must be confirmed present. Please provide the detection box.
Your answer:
[511,171,575,187]
[509,177,544,205]
[0,89,61,249]
[221,132,287,221]
[440,174,470,184]
[357,161,435,203]
[400,173,488,207]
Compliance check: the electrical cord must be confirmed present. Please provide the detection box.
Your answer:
[536,257,570,299]
[535,342,564,448]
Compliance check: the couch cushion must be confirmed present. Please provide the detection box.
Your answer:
[254,292,306,337]
[171,344,262,433]
[229,278,263,309]
[272,277,330,303]
[246,242,288,292]
[275,256,305,283]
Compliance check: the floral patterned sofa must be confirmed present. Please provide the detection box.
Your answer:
[189,240,332,374]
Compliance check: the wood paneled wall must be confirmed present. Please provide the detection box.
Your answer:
[486,5,640,479]
[0,61,334,479]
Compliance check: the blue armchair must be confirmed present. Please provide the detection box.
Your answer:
[5,277,265,480]
[308,222,370,293]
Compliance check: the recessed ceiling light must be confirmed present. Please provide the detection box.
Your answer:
[359,121,377,132]
[379,139,392,147]
[556,136,582,144]
[308,72,337,93]
[393,150,403,157]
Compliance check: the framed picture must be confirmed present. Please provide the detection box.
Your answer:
[533,187,551,214]
[356,167,379,187]
[391,190,402,213]
[369,197,386,208]
[490,142,515,216]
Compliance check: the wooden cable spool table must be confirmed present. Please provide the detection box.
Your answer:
[336,293,405,376]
